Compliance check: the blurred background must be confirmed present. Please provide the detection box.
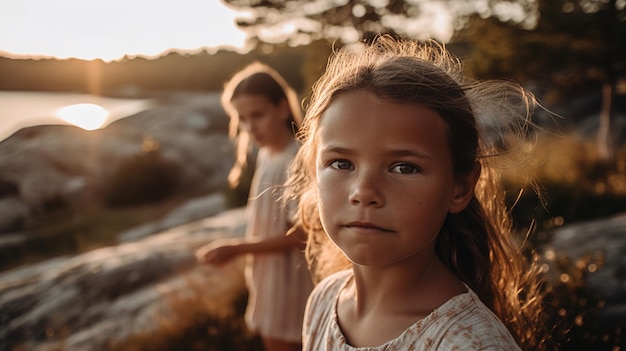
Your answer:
[0,0,625,350]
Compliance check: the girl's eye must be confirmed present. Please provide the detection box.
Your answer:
[329,160,353,170]
[391,163,420,174]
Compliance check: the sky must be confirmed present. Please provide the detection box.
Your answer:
[0,0,249,61]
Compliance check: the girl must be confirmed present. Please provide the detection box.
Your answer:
[286,37,546,350]
[196,62,313,351]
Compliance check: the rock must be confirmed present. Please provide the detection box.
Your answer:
[0,92,235,234]
[117,193,228,243]
[0,207,247,351]
[540,211,626,322]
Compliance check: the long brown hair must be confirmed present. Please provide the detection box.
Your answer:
[286,37,546,349]
[222,61,303,187]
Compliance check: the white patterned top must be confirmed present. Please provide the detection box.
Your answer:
[303,269,521,351]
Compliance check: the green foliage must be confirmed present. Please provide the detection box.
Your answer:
[221,0,538,47]
[104,150,181,208]
[224,0,410,45]
[455,0,626,104]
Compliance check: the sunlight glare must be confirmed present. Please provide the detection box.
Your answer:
[0,0,249,61]
[56,103,109,130]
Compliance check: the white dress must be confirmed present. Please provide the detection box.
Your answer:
[244,140,313,342]
[303,269,522,350]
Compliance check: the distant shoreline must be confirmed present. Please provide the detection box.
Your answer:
[0,91,153,141]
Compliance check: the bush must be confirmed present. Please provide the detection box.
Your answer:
[104,150,182,207]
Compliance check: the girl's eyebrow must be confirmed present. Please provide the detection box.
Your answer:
[389,149,433,160]
[318,145,354,154]
[320,145,432,160]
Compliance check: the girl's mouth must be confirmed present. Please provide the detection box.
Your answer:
[345,221,394,233]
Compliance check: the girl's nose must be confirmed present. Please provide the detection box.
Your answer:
[349,172,384,207]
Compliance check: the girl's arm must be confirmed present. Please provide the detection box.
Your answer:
[231,226,305,254]
[196,225,306,265]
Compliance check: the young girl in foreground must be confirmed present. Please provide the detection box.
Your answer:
[196,62,313,351]
[287,37,545,350]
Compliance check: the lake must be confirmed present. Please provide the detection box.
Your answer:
[0,91,153,141]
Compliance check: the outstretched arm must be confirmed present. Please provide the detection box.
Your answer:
[196,224,306,265]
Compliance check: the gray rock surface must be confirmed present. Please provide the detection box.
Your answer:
[117,192,228,243]
[0,207,247,351]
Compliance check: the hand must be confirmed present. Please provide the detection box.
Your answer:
[196,241,242,265]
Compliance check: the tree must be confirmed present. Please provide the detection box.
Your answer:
[224,0,625,159]
[455,0,626,161]
[221,0,537,46]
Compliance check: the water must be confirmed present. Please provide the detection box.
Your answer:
[0,91,152,141]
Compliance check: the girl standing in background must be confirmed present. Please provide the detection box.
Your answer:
[196,62,313,351]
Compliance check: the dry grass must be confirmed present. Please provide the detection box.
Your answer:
[499,133,626,196]
[492,132,626,235]
[108,257,263,351]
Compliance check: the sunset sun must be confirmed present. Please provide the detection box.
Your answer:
[56,103,109,130]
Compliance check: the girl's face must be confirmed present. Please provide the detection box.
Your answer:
[231,94,290,149]
[315,90,473,268]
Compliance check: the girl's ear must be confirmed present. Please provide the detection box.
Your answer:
[449,163,481,214]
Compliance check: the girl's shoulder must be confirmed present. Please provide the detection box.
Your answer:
[425,288,522,350]
[311,269,352,298]
[303,269,352,348]
[306,269,351,315]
